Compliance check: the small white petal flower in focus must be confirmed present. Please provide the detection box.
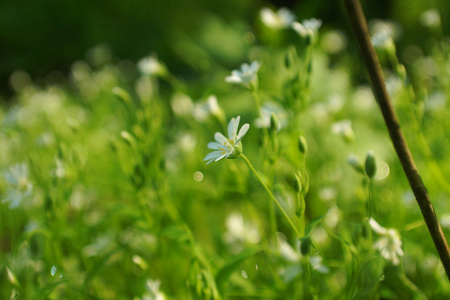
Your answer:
[260,7,296,29]
[225,61,261,89]
[204,116,250,164]
[369,218,404,265]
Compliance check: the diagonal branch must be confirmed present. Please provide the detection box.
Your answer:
[343,0,450,280]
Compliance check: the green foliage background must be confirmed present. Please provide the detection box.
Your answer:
[1,0,450,299]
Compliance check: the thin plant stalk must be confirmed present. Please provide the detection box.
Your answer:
[241,154,302,238]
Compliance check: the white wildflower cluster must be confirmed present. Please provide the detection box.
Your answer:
[259,7,322,40]
[369,218,404,265]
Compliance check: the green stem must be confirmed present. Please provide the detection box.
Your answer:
[241,154,302,238]
[367,179,373,218]
[251,89,262,116]
[302,256,318,300]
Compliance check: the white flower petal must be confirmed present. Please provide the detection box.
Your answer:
[214,132,229,144]
[225,75,242,84]
[369,218,387,235]
[250,61,260,72]
[228,116,240,141]
[203,150,224,161]
[236,123,250,144]
[207,142,225,150]
[215,153,229,162]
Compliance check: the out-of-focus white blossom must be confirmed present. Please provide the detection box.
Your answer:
[369,218,404,265]
[292,18,322,38]
[260,7,296,29]
[420,9,441,28]
[138,55,167,77]
[2,163,33,209]
[331,119,354,142]
[142,278,166,300]
[302,18,322,32]
[223,212,261,252]
[193,95,224,122]
[254,102,288,130]
[171,93,194,117]
[225,61,260,89]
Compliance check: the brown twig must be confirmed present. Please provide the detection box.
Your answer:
[344,0,450,280]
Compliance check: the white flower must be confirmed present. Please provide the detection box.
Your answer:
[371,31,393,49]
[193,95,224,122]
[2,163,33,209]
[302,18,322,32]
[369,218,404,265]
[170,92,194,117]
[138,55,167,77]
[370,20,398,51]
[292,18,322,38]
[144,278,166,300]
[331,119,354,142]
[203,116,250,164]
[223,212,261,252]
[277,232,300,263]
[225,61,260,89]
[347,153,364,174]
[254,102,288,130]
[260,7,296,29]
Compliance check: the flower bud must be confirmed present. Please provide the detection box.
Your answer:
[365,150,377,179]
[298,135,308,154]
[396,64,407,82]
[300,237,312,256]
[120,131,137,150]
[270,112,280,132]
[293,173,302,193]
[347,154,365,174]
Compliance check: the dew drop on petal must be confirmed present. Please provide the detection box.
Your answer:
[51,266,57,277]
[241,270,248,279]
